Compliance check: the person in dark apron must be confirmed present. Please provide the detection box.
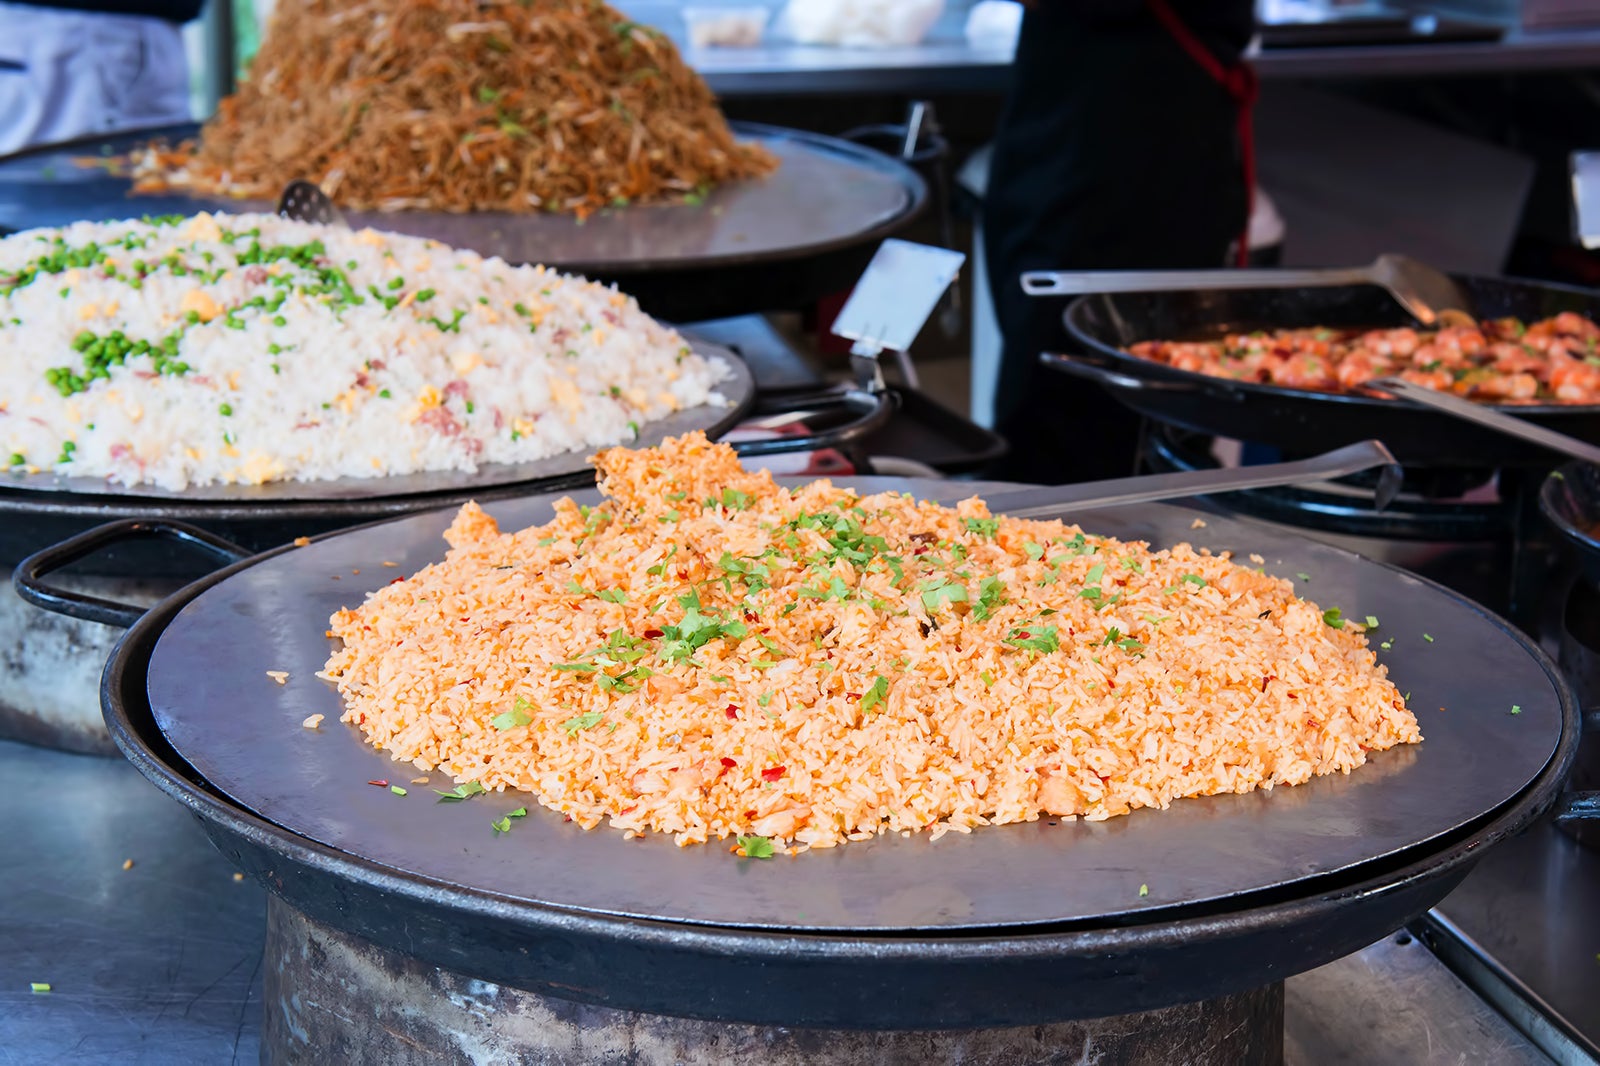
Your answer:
[983,0,1255,484]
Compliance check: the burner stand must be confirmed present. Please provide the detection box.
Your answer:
[263,898,1285,1066]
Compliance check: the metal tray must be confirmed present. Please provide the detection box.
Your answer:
[123,482,1568,933]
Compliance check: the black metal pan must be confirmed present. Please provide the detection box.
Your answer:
[10,477,1585,1025]
[1053,275,1600,467]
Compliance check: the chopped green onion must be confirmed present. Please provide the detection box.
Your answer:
[389,785,407,796]
[737,834,775,859]
[434,780,485,801]
[1322,608,1344,629]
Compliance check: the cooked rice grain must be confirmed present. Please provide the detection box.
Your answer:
[323,433,1421,852]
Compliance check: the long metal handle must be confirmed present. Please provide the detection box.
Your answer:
[13,519,252,629]
[1021,265,1373,297]
[936,440,1403,516]
[1371,378,1600,467]
[728,387,896,459]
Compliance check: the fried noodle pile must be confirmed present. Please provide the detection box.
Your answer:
[129,0,776,217]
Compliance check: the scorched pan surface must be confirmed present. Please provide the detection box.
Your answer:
[141,480,1566,933]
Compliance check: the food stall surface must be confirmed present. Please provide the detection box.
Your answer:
[0,738,1575,1064]
[605,1,1600,97]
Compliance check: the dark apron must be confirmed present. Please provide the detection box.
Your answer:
[982,1,1253,483]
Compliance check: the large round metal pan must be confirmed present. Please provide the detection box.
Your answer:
[1055,275,1600,467]
[81,478,1578,1025]
[0,124,926,323]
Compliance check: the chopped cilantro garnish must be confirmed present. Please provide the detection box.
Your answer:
[720,487,753,510]
[1005,625,1060,654]
[860,676,889,714]
[597,589,628,603]
[972,575,1008,620]
[737,834,775,859]
[1510,705,1522,715]
[434,780,485,801]
[1296,572,1311,582]
[490,698,532,731]
[963,517,999,537]
[758,690,774,707]
[1023,542,1044,561]
[561,711,604,735]
[1139,884,1149,897]
[1180,573,1207,587]
[492,816,513,834]
[919,577,968,611]
[1084,562,1106,584]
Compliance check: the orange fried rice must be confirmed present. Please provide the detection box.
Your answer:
[321,433,1421,853]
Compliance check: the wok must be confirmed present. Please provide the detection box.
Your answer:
[1054,275,1600,467]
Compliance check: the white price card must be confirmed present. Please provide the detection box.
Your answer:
[831,239,966,356]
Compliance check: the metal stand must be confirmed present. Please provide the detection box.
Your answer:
[263,897,1286,1066]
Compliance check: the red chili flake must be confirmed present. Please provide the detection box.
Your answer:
[913,546,930,556]
[389,577,406,585]
[720,757,737,768]
[642,628,664,639]
[620,805,638,815]
[744,810,757,819]
[1287,693,1298,700]
[1260,676,1269,692]
[761,766,786,782]
[724,704,740,720]
[744,611,758,623]
[845,692,861,701]
[367,779,389,787]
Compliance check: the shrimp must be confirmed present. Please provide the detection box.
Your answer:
[1549,357,1600,403]
[1036,772,1084,817]
[1399,368,1453,390]
[1335,350,1391,389]
[1270,353,1335,390]
[1367,328,1420,358]
[1487,342,1544,375]
[1464,372,1539,401]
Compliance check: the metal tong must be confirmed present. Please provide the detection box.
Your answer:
[1371,378,1600,467]
[931,440,1403,516]
[1020,255,1473,327]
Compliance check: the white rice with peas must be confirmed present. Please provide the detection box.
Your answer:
[0,212,729,490]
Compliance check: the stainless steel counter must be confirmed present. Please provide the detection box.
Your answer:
[612,2,1600,97]
[0,736,1567,1064]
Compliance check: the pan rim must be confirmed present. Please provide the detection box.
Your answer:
[98,489,1582,943]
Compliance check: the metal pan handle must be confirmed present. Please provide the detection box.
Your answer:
[1041,351,1246,403]
[1555,791,1600,828]
[728,387,897,459]
[12,519,253,630]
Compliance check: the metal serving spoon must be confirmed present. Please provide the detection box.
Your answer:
[276,180,347,227]
[1370,377,1600,466]
[931,440,1403,516]
[1021,254,1474,327]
